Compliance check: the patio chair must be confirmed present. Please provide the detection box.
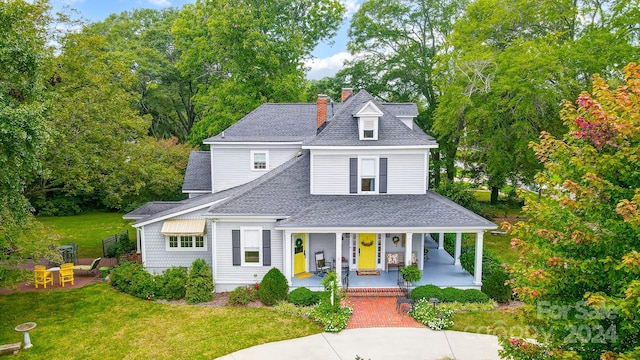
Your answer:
[396,278,414,314]
[59,263,74,287]
[34,265,54,289]
[74,257,101,276]
[315,251,331,276]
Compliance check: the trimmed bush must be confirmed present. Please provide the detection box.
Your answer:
[440,287,466,302]
[482,266,512,303]
[110,261,161,300]
[288,287,320,306]
[185,258,214,304]
[460,288,491,303]
[258,268,289,306]
[158,266,188,301]
[409,285,442,301]
[228,286,258,306]
[110,261,145,294]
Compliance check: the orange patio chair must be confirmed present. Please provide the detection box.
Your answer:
[59,263,74,287]
[34,265,54,289]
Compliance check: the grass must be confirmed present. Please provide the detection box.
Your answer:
[37,212,133,258]
[0,283,321,359]
[451,307,532,339]
[484,233,519,264]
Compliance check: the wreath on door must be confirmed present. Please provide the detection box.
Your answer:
[361,239,374,247]
[295,238,303,247]
[392,236,400,246]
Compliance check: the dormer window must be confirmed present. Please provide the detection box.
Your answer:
[363,120,375,139]
[355,101,383,141]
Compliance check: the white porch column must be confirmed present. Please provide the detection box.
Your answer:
[474,231,484,285]
[284,231,292,286]
[454,232,462,265]
[418,233,425,270]
[404,232,413,267]
[335,233,342,285]
[438,232,444,249]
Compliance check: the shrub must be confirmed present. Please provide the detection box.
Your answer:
[460,288,491,303]
[409,285,442,301]
[482,266,512,303]
[274,300,314,318]
[288,287,320,306]
[185,258,214,304]
[409,299,454,330]
[309,299,353,332]
[228,286,257,306]
[258,268,289,306]
[106,232,136,258]
[158,267,188,301]
[109,261,161,300]
[440,287,466,302]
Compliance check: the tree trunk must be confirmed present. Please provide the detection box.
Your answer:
[432,150,441,188]
[490,186,499,204]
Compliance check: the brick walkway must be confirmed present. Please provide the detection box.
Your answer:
[345,295,425,329]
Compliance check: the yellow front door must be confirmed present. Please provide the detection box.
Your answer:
[358,233,376,269]
[293,233,306,274]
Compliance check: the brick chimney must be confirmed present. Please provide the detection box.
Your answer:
[316,94,328,128]
[341,88,353,102]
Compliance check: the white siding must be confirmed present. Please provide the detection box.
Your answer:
[386,153,425,194]
[142,209,212,274]
[212,146,300,192]
[311,150,427,195]
[214,220,283,292]
[311,154,350,194]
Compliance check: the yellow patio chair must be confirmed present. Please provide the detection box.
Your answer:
[59,263,74,287]
[34,265,54,289]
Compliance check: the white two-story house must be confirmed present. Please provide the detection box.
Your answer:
[125,89,496,291]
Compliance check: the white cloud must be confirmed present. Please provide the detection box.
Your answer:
[305,52,353,80]
[342,0,361,18]
[148,0,171,6]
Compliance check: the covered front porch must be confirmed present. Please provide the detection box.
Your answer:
[289,234,481,290]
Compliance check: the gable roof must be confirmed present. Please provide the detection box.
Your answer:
[203,103,337,143]
[182,151,211,192]
[303,90,437,147]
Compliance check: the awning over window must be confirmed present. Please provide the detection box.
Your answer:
[161,219,206,236]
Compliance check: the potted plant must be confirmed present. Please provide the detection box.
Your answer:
[400,265,422,286]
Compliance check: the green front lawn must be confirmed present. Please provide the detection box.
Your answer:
[484,232,519,264]
[0,283,321,359]
[37,212,133,258]
[451,307,531,338]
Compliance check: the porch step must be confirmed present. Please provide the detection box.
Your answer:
[346,287,403,297]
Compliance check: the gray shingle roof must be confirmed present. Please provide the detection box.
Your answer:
[384,103,419,117]
[182,151,211,192]
[204,151,496,230]
[303,90,437,147]
[123,201,187,220]
[203,103,338,143]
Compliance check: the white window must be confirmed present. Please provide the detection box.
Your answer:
[360,158,377,193]
[251,151,268,170]
[358,117,379,140]
[242,227,262,266]
[166,234,207,251]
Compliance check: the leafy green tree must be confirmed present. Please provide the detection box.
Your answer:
[435,0,640,203]
[0,0,55,261]
[27,32,192,213]
[502,63,640,359]
[173,0,345,146]
[340,0,468,185]
[84,9,199,141]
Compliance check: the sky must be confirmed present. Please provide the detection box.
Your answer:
[49,0,361,79]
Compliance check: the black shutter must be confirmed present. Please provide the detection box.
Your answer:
[232,230,241,266]
[262,230,271,266]
[379,157,388,194]
[350,157,358,193]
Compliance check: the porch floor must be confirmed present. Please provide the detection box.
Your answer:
[292,238,478,290]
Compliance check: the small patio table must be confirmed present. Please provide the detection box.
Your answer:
[58,245,74,263]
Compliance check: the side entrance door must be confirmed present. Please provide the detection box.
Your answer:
[293,233,306,274]
[358,233,376,269]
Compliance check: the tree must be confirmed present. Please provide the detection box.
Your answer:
[339,0,468,185]
[83,9,199,142]
[0,0,54,261]
[173,0,345,146]
[434,0,640,203]
[502,63,640,359]
[27,32,192,214]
